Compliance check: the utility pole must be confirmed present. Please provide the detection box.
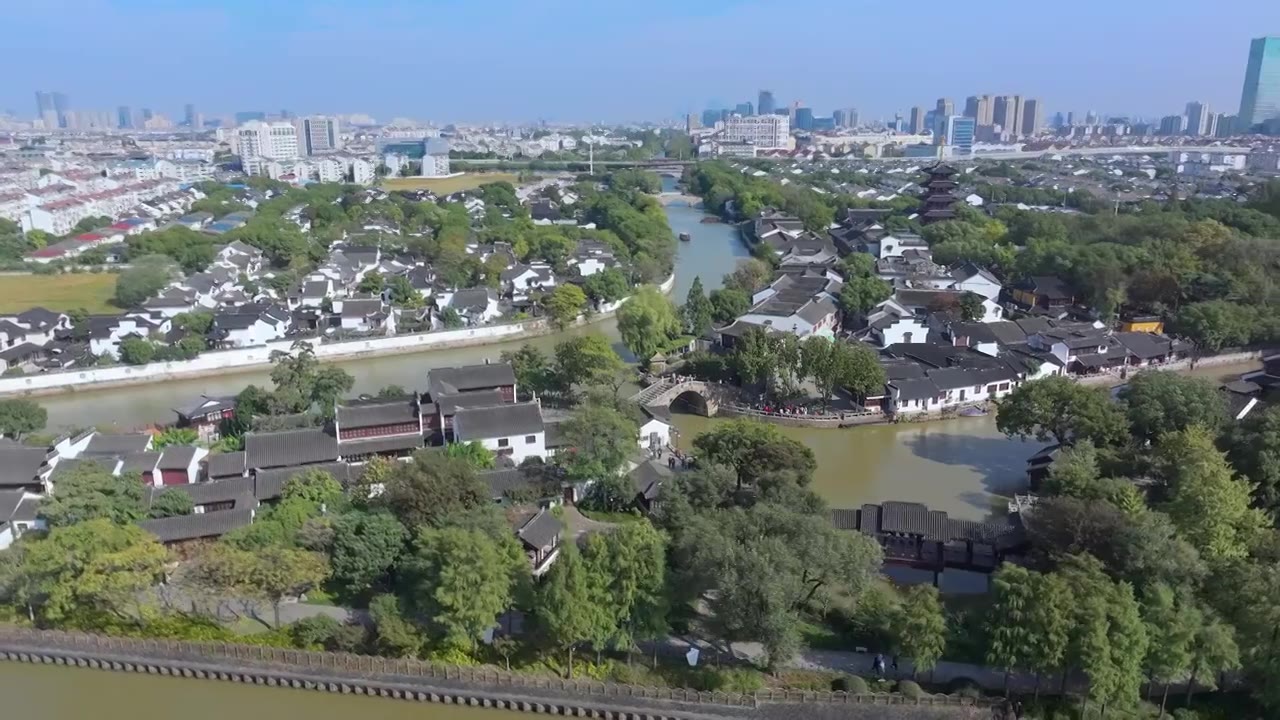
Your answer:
[588,137,594,176]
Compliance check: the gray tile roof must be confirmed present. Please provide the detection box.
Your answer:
[149,476,254,508]
[338,435,423,456]
[120,451,162,474]
[629,460,670,501]
[427,363,516,398]
[336,399,419,429]
[479,468,535,500]
[244,428,339,469]
[158,446,198,471]
[206,451,246,479]
[453,402,543,442]
[435,388,507,417]
[516,508,562,550]
[254,461,354,500]
[139,508,254,543]
[0,447,50,488]
[84,433,152,456]
[890,377,940,402]
[0,489,24,521]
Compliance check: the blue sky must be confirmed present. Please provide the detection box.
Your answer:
[7,0,1280,123]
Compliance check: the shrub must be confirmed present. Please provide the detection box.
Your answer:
[896,680,926,700]
[718,668,764,694]
[289,615,342,649]
[833,674,869,694]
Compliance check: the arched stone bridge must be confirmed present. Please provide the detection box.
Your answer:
[631,378,728,417]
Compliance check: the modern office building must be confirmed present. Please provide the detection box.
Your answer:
[298,116,342,155]
[184,104,198,127]
[940,116,976,156]
[1158,115,1186,136]
[757,90,776,115]
[909,106,925,134]
[963,95,993,126]
[235,120,300,160]
[117,106,133,129]
[720,114,790,149]
[1239,37,1280,129]
[993,95,1022,135]
[1215,114,1238,138]
[936,98,954,120]
[141,108,154,121]
[1185,101,1212,136]
[52,92,70,128]
[1021,98,1044,136]
[832,108,858,129]
[734,102,754,116]
[794,107,814,131]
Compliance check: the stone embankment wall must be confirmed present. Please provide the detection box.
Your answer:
[0,274,675,398]
[0,628,989,719]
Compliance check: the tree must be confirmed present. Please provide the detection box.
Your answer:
[535,544,614,677]
[501,344,552,399]
[896,584,946,678]
[118,337,157,365]
[442,441,496,469]
[838,276,892,316]
[12,519,167,624]
[840,253,876,278]
[617,285,680,360]
[357,271,385,295]
[987,565,1042,692]
[692,419,816,489]
[1183,610,1240,705]
[553,334,625,394]
[114,254,177,308]
[1171,300,1255,354]
[559,401,639,484]
[1226,405,1280,514]
[708,288,750,324]
[545,284,588,329]
[1157,426,1265,562]
[1025,572,1072,700]
[1057,554,1118,712]
[439,306,463,329]
[40,462,146,527]
[368,593,423,657]
[241,545,329,628]
[282,469,344,508]
[0,398,46,439]
[327,510,405,599]
[682,276,714,336]
[582,522,668,665]
[152,427,198,448]
[407,526,521,651]
[996,376,1128,447]
[1119,372,1227,443]
[723,258,771,294]
[800,337,886,407]
[1141,582,1198,713]
[378,450,491,530]
[267,342,354,416]
[148,489,194,519]
[582,268,629,304]
[958,292,984,322]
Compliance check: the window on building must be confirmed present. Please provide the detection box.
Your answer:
[497,438,509,448]
[525,435,536,444]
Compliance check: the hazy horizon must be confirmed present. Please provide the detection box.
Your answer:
[7,0,1280,124]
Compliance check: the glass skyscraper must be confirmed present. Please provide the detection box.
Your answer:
[1239,37,1280,129]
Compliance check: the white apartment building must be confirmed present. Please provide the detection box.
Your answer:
[235,120,299,161]
[720,114,791,150]
[1170,151,1248,175]
[421,139,451,177]
[350,157,375,185]
[297,116,342,155]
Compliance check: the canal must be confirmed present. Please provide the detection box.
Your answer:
[0,662,514,720]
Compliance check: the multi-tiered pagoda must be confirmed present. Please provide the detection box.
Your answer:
[918,163,959,224]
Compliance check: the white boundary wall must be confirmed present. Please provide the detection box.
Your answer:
[0,274,675,397]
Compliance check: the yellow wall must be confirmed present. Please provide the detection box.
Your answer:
[1120,319,1164,334]
[1012,289,1038,307]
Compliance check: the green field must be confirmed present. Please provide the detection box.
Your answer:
[0,273,119,314]
[382,172,520,195]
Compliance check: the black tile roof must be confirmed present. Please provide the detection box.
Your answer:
[516,509,562,550]
[0,447,50,488]
[336,398,419,429]
[435,388,506,417]
[83,433,151,456]
[479,468,534,500]
[427,363,516,398]
[120,451,162,474]
[629,461,670,501]
[244,428,339,469]
[453,402,543,442]
[157,446,198,471]
[206,451,246,479]
[890,377,940,402]
[253,461,354,500]
[338,434,423,456]
[139,508,255,543]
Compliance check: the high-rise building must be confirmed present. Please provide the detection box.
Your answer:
[734,102,754,116]
[936,98,954,119]
[235,120,300,160]
[832,108,858,129]
[1052,112,1065,130]
[52,92,70,128]
[1158,115,1186,135]
[34,91,54,120]
[117,106,133,129]
[700,109,721,128]
[757,90,776,115]
[794,107,814,131]
[298,116,342,155]
[992,95,1021,134]
[909,106,926,134]
[184,104,197,127]
[1021,98,1044,136]
[685,113,700,133]
[1085,110,1098,125]
[141,108,154,121]
[721,114,790,150]
[1066,111,1076,126]
[1239,37,1280,129]
[1215,114,1238,138]
[235,111,267,124]
[941,116,976,155]
[964,95,993,125]
[1184,101,1212,136]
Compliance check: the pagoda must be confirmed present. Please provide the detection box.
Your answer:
[918,163,959,224]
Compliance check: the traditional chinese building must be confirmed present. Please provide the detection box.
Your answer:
[918,163,959,224]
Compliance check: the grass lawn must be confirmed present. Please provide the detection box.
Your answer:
[382,172,520,195]
[0,273,119,314]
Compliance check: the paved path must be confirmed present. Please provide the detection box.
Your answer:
[559,505,618,540]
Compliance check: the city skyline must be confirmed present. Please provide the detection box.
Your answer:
[4,0,1279,122]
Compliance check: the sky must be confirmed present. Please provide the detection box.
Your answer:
[6,0,1280,124]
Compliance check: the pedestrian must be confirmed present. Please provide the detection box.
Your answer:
[891,655,899,674]
[873,654,885,678]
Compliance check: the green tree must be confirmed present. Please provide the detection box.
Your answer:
[1171,300,1255,354]
[840,253,876,278]
[282,469,344,508]
[1025,571,1072,700]
[896,584,946,678]
[1183,610,1240,705]
[692,419,817,489]
[328,510,406,598]
[1141,582,1198,713]
[267,342,354,416]
[545,284,588,329]
[800,337,887,407]
[617,285,680,360]
[407,526,521,651]
[368,593,423,657]
[152,427,198,448]
[682,276,714,336]
[1119,372,1227,443]
[12,519,167,624]
[40,462,146,527]
[242,545,329,628]
[553,334,625,395]
[1226,405,1280,514]
[559,400,639,484]
[708,287,750,324]
[838,275,892,315]
[0,398,46,439]
[1157,426,1265,562]
[582,268,629,304]
[501,344,552,399]
[723,258,772,294]
[1057,554,1118,712]
[118,337,157,365]
[996,376,1128,447]
[958,292,984,322]
[148,489,194,519]
[439,306,464,329]
[442,441,497,469]
[535,544,614,677]
[357,271,385,295]
[378,450,491,530]
[114,254,177,308]
[582,522,668,665]
[987,564,1042,692]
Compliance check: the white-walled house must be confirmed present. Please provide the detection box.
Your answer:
[734,296,840,339]
[500,263,556,300]
[452,402,546,464]
[208,307,290,348]
[949,264,1003,301]
[0,489,44,550]
[886,365,1022,416]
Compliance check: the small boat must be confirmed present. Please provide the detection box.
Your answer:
[679,232,691,242]
[959,406,988,417]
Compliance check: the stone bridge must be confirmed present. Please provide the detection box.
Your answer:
[631,378,728,416]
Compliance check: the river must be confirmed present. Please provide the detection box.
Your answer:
[0,662,514,720]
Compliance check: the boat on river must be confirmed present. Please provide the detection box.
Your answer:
[678,232,691,242]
